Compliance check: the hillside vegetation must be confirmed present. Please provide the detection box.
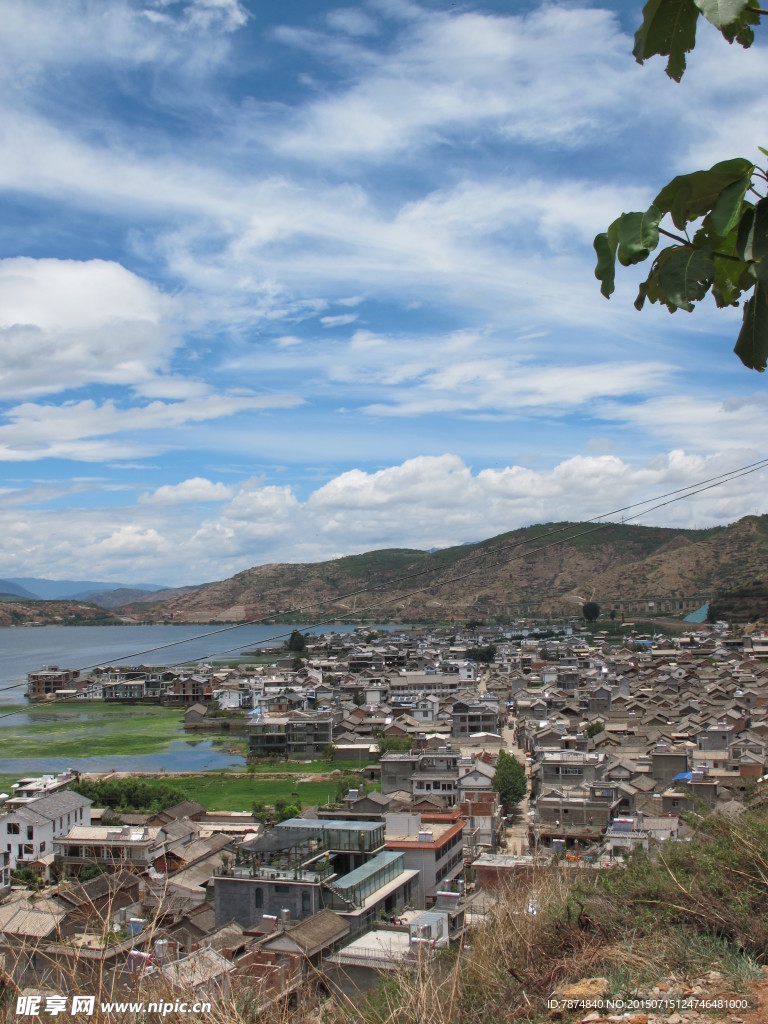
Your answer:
[0,598,122,627]
[121,515,768,624]
[708,578,768,624]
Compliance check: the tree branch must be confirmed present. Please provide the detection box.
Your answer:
[659,226,690,246]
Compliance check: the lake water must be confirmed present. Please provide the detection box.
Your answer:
[0,741,247,775]
[0,622,395,705]
[0,621,397,777]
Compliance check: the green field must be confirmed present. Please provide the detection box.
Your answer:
[0,703,186,758]
[170,773,345,811]
[0,705,377,764]
[243,758,372,774]
[0,767,370,812]
[0,703,379,812]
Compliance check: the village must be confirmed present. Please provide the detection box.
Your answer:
[3,618,768,1007]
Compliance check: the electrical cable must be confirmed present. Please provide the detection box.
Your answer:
[1,455,766,720]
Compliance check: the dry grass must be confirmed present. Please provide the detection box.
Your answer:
[4,809,768,1024]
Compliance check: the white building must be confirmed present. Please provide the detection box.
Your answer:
[1,791,92,870]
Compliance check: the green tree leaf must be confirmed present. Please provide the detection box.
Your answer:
[656,246,715,310]
[617,206,662,266]
[734,282,768,370]
[694,0,752,29]
[654,159,755,228]
[594,219,620,299]
[599,4,766,368]
[712,253,751,306]
[708,175,753,237]
[636,246,680,310]
[709,0,761,44]
[634,0,701,81]
[736,197,768,262]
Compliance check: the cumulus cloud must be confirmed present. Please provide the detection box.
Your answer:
[1,1,766,589]
[0,258,174,398]
[139,477,234,505]
[1,451,764,586]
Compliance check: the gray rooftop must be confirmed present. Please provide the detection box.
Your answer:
[25,791,92,818]
[278,818,383,833]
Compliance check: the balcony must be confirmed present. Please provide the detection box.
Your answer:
[215,862,336,883]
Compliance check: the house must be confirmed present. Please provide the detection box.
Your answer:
[26,666,82,700]
[248,712,334,758]
[1,791,92,871]
[53,825,166,876]
[451,699,500,738]
[260,908,350,968]
[214,818,418,935]
[384,813,465,907]
[158,947,235,998]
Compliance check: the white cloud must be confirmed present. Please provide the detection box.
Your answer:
[0,1,766,588]
[1,451,765,586]
[93,524,166,556]
[326,8,379,37]
[140,477,234,504]
[0,0,248,82]
[0,258,175,397]
[274,6,639,160]
[0,393,303,462]
[320,313,358,327]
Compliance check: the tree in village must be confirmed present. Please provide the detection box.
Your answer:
[286,629,306,652]
[493,749,527,811]
[582,601,600,623]
[594,1,768,369]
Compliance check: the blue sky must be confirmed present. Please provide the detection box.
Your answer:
[1,0,767,587]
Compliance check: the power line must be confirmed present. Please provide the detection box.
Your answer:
[48,456,768,670]
[2,455,766,721]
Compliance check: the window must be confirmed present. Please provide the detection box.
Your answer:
[254,888,264,909]
[7,823,19,835]
[302,891,311,914]
[39,842,46,852]
[27,827,34,841]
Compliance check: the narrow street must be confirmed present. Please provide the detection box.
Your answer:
[499,718,530,855]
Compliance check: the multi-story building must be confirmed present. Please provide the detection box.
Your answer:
[1,791,92,870]
[451,699,501,738]
[248,712,334,758]
[26,666,82,701]
[53,825,165,875]
[0,849,9,892]
[384,813,465,907]
[214,817,418,935]
[532,751,605,797]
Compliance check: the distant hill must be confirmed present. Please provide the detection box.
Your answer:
[0,579,39,600]
[708,579,768,624]
[120,515,768,625]
[83,586,198,609]
[4,577,167,601]
[0,599,123,627]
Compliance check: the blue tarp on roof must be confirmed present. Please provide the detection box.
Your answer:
[673,771,693,781]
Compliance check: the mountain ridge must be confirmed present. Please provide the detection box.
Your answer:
[118,515,768,624]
